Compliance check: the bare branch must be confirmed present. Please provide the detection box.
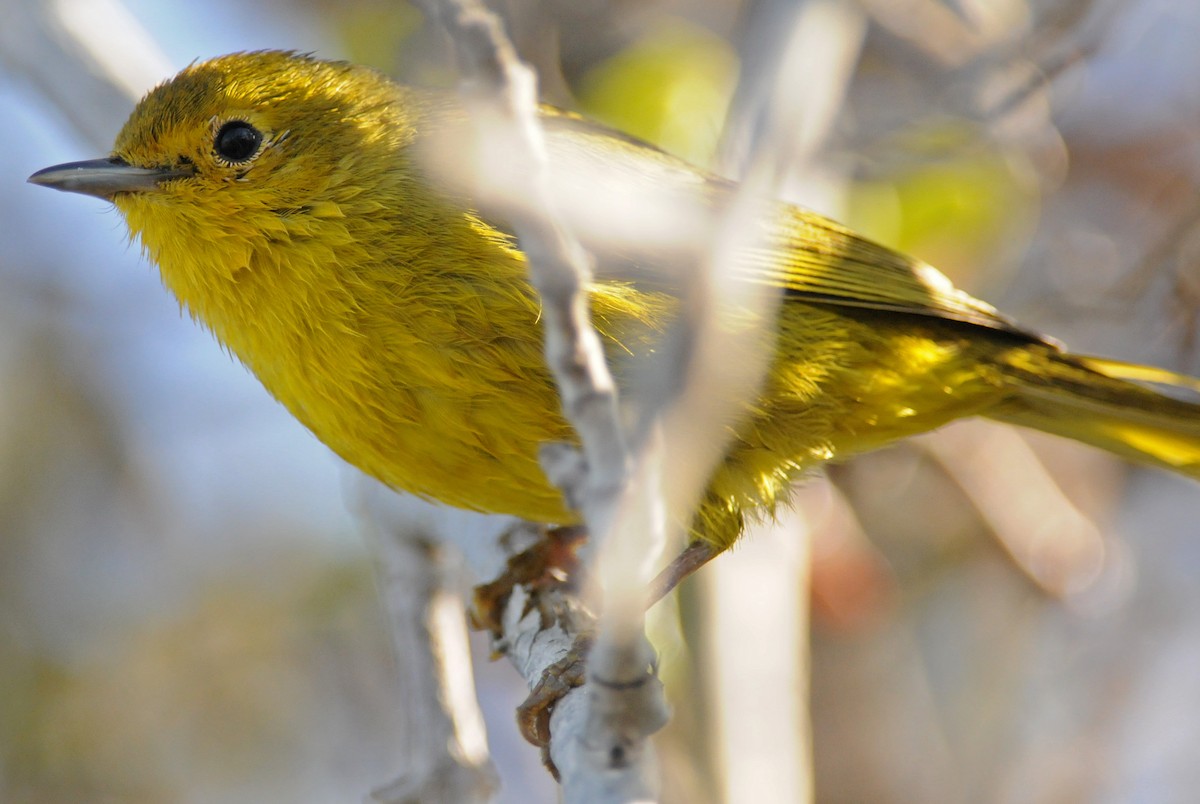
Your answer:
[353,501,500,804]
[417,0,667,800]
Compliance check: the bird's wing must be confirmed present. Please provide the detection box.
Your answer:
[742,206,1049,342]
[535,110,1049,345]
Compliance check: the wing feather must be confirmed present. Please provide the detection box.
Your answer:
[535,110,1051,345]
[746,207,1048,342]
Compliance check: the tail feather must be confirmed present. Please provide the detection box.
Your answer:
[989,350,1200,480]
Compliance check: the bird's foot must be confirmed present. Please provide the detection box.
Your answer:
[471,532,716,776]
[516,633,592,753]
[469,524,587,639]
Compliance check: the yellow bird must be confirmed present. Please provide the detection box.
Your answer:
[29,51,1200,557]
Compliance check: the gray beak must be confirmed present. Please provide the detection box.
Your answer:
[28,158,192,200]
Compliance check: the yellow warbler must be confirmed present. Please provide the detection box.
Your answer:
[29,51,1200,552]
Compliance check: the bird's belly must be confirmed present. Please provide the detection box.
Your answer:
[255,322,577,523]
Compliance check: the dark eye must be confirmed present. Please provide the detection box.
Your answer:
[214,121,262,163]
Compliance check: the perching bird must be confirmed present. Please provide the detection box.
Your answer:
[29,50,1200,560]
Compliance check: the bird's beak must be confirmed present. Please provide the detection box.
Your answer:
[28,158,192,201]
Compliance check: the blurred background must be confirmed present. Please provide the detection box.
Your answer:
[4,0,1200,801]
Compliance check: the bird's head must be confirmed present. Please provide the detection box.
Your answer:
[30,52,419,266]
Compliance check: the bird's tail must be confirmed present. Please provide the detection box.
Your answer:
[988,349,1200,480]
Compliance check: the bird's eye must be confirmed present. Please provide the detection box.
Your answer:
[214,121,263,163]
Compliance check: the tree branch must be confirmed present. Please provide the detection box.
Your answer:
[354,500,500,804]
[416,1,667,800]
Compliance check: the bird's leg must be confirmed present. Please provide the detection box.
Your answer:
[501,538,719,756]
[466,524,590,776]
[646,540,718,607]
[470,528,718,771]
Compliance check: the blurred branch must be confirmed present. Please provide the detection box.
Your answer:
[356,511,498,804]
[918,422,1107,598]
[974,0,1107,124]
[1113,195,1200,354]
[709,3,870,803]
[1,0,171,151]
[857,0,989,68]
[723,0,866,185]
